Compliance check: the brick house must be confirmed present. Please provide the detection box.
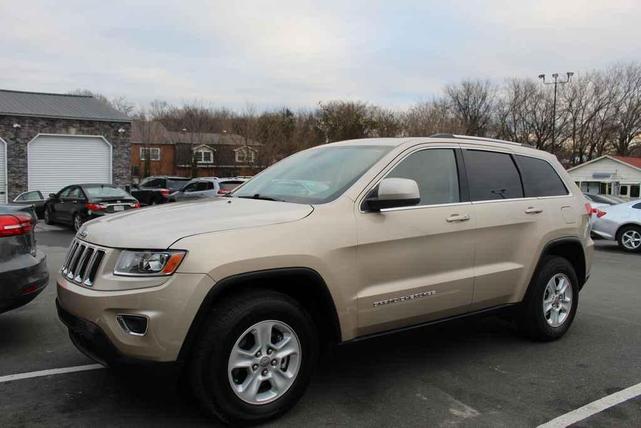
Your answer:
[0,89,131,202]
[130,121,262,180]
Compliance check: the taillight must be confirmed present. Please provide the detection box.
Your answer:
[594,209,606,218]
[160,188,170,198]
[584,202,593,215]
[132,201,141,208]
[85,203,106,212]
[0,214,34,237]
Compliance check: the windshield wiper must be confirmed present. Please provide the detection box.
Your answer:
[237,194,284,202]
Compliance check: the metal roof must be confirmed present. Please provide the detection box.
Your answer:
[0,89,131,122]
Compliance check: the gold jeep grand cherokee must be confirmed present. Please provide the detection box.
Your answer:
[57,135,593,424]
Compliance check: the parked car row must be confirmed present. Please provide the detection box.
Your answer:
[131,175,248,204]
[8,176,251,231]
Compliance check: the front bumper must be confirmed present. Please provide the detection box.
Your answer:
[56,272,215,362]
[0,250,48,313]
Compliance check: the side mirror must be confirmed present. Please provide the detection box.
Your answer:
[49,193,57,199]
[364,178,421,212]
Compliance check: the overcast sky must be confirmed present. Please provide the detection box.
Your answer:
[2,0,641,110]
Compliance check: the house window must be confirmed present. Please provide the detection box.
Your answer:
[235,147,256,163]
[140,147,160,161]
[195,149,214,164]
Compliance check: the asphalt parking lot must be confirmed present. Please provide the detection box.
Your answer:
[1,227,640,427]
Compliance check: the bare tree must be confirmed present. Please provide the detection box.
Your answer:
[610,64,641,156]
[317,101,376,142]
[445,80,496,136]
[68,89,135,116]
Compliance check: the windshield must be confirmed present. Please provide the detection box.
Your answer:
[233,145,392,204]
[84,185,132,199]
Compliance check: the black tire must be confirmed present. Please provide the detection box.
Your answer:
[44,206,54,225]
[617,225,641,253]
[517,256,579,341]
[72,213,83,232]
[188,290,319,425]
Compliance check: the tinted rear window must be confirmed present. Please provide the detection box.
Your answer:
[516,156,568,197]
[463,150,523,201]
[220,181,243,191]
[84,185,131,199]
[167,179,191,190]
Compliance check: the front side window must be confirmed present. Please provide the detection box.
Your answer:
[140,147,160,161]
[386,149,460,205]
[195,149,214,164]
[182,182,200,193]
[233,145,392,204]
[515,155,568,197]
[464,150,524,201]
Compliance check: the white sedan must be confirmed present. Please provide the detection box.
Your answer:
[591,200,641,252]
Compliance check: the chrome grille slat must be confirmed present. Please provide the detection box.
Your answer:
[66,244,85,279]
[75,247,93,283]
[81,249,97,284]
[62,239,107,288]
[61,241,79,274]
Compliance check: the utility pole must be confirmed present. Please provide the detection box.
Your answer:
[538,72,573,150]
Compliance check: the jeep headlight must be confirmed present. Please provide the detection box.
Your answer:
[114,250,186,276]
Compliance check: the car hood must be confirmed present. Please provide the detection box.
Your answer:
[78,198,314,248]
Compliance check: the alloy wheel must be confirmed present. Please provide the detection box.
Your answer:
[227,320,301,405]
[543,273,573,328]
[621,230,641,250]
[73,215,83,232]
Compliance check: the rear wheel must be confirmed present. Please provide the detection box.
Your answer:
[73,214,83,232]
[517,256,579,341]
[188,290,318,425]
[44,207,54,225]
[617,225,641,253]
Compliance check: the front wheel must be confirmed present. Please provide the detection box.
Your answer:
[517,256,579,341]
[188,290,318,425]
[617,225,641,253]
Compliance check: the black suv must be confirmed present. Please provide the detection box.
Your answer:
[0,204,48,314]
[44,184,140,232]
[130,176,191,205]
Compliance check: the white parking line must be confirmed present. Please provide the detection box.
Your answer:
[538,382,641,428]
[0,364,104,384]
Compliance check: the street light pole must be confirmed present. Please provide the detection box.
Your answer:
[538,72,574,149]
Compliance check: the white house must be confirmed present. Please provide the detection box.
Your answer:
[567,155,641,199]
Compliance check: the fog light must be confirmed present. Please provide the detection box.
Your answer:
[116,314,148,336]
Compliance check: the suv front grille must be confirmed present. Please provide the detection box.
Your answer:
[61,239,106,287]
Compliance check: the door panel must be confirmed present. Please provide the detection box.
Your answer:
[354,147,474,336]
[356,205,476,335]
[468,198,544,308]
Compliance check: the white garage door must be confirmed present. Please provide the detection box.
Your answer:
[0,138,6,203]
[28,135,112,196]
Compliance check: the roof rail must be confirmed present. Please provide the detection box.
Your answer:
[429,133,531,147]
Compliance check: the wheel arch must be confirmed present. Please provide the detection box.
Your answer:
[615,223,641,241]
[533,237,587,291]
[177,267,342,362]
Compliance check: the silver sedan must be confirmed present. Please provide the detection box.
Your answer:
[591,200,641,252]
